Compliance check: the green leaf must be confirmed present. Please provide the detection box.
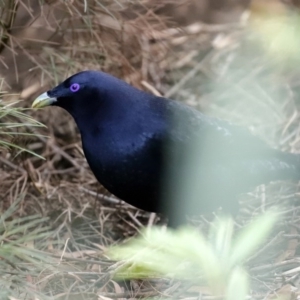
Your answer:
[226,267,249,300]
[110,226,225,287]
[229,212,277,266]
[210,217,234,260]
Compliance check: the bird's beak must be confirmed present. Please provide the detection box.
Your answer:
[32,92,57,108]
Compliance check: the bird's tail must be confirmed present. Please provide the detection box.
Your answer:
[248,151,300,185]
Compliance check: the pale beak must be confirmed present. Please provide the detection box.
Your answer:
[32,92,57,108]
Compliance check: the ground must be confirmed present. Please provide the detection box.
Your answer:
[1,1,300,299]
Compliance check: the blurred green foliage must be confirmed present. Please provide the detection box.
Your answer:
[109,212,277,299]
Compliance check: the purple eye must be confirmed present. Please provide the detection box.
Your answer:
[70,83,80,92]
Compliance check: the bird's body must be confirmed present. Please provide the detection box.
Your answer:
[32,70,300,225]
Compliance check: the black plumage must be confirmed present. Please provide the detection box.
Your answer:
[32,70,300,225]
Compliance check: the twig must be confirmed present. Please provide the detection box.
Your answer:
[79,186,121,204]
[246,231,284,263]
[0,0,19,54]
[165,50,213,98]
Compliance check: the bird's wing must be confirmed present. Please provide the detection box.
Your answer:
[164,98,275,164]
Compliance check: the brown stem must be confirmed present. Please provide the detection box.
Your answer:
[0,0,19,54]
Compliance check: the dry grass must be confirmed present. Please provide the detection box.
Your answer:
[1,0,300,299]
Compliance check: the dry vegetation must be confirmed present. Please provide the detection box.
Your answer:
[1,0,300,299]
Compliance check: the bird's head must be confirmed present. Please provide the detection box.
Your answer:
[32,70,159,132]
[31,70,113,112]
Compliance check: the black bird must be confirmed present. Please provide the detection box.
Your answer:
[32,70,300,226]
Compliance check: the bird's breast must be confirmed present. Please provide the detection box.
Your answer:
[81,130,165,211]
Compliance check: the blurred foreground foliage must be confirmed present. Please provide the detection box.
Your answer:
[110,212,277,299]
[250,2,300,69]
